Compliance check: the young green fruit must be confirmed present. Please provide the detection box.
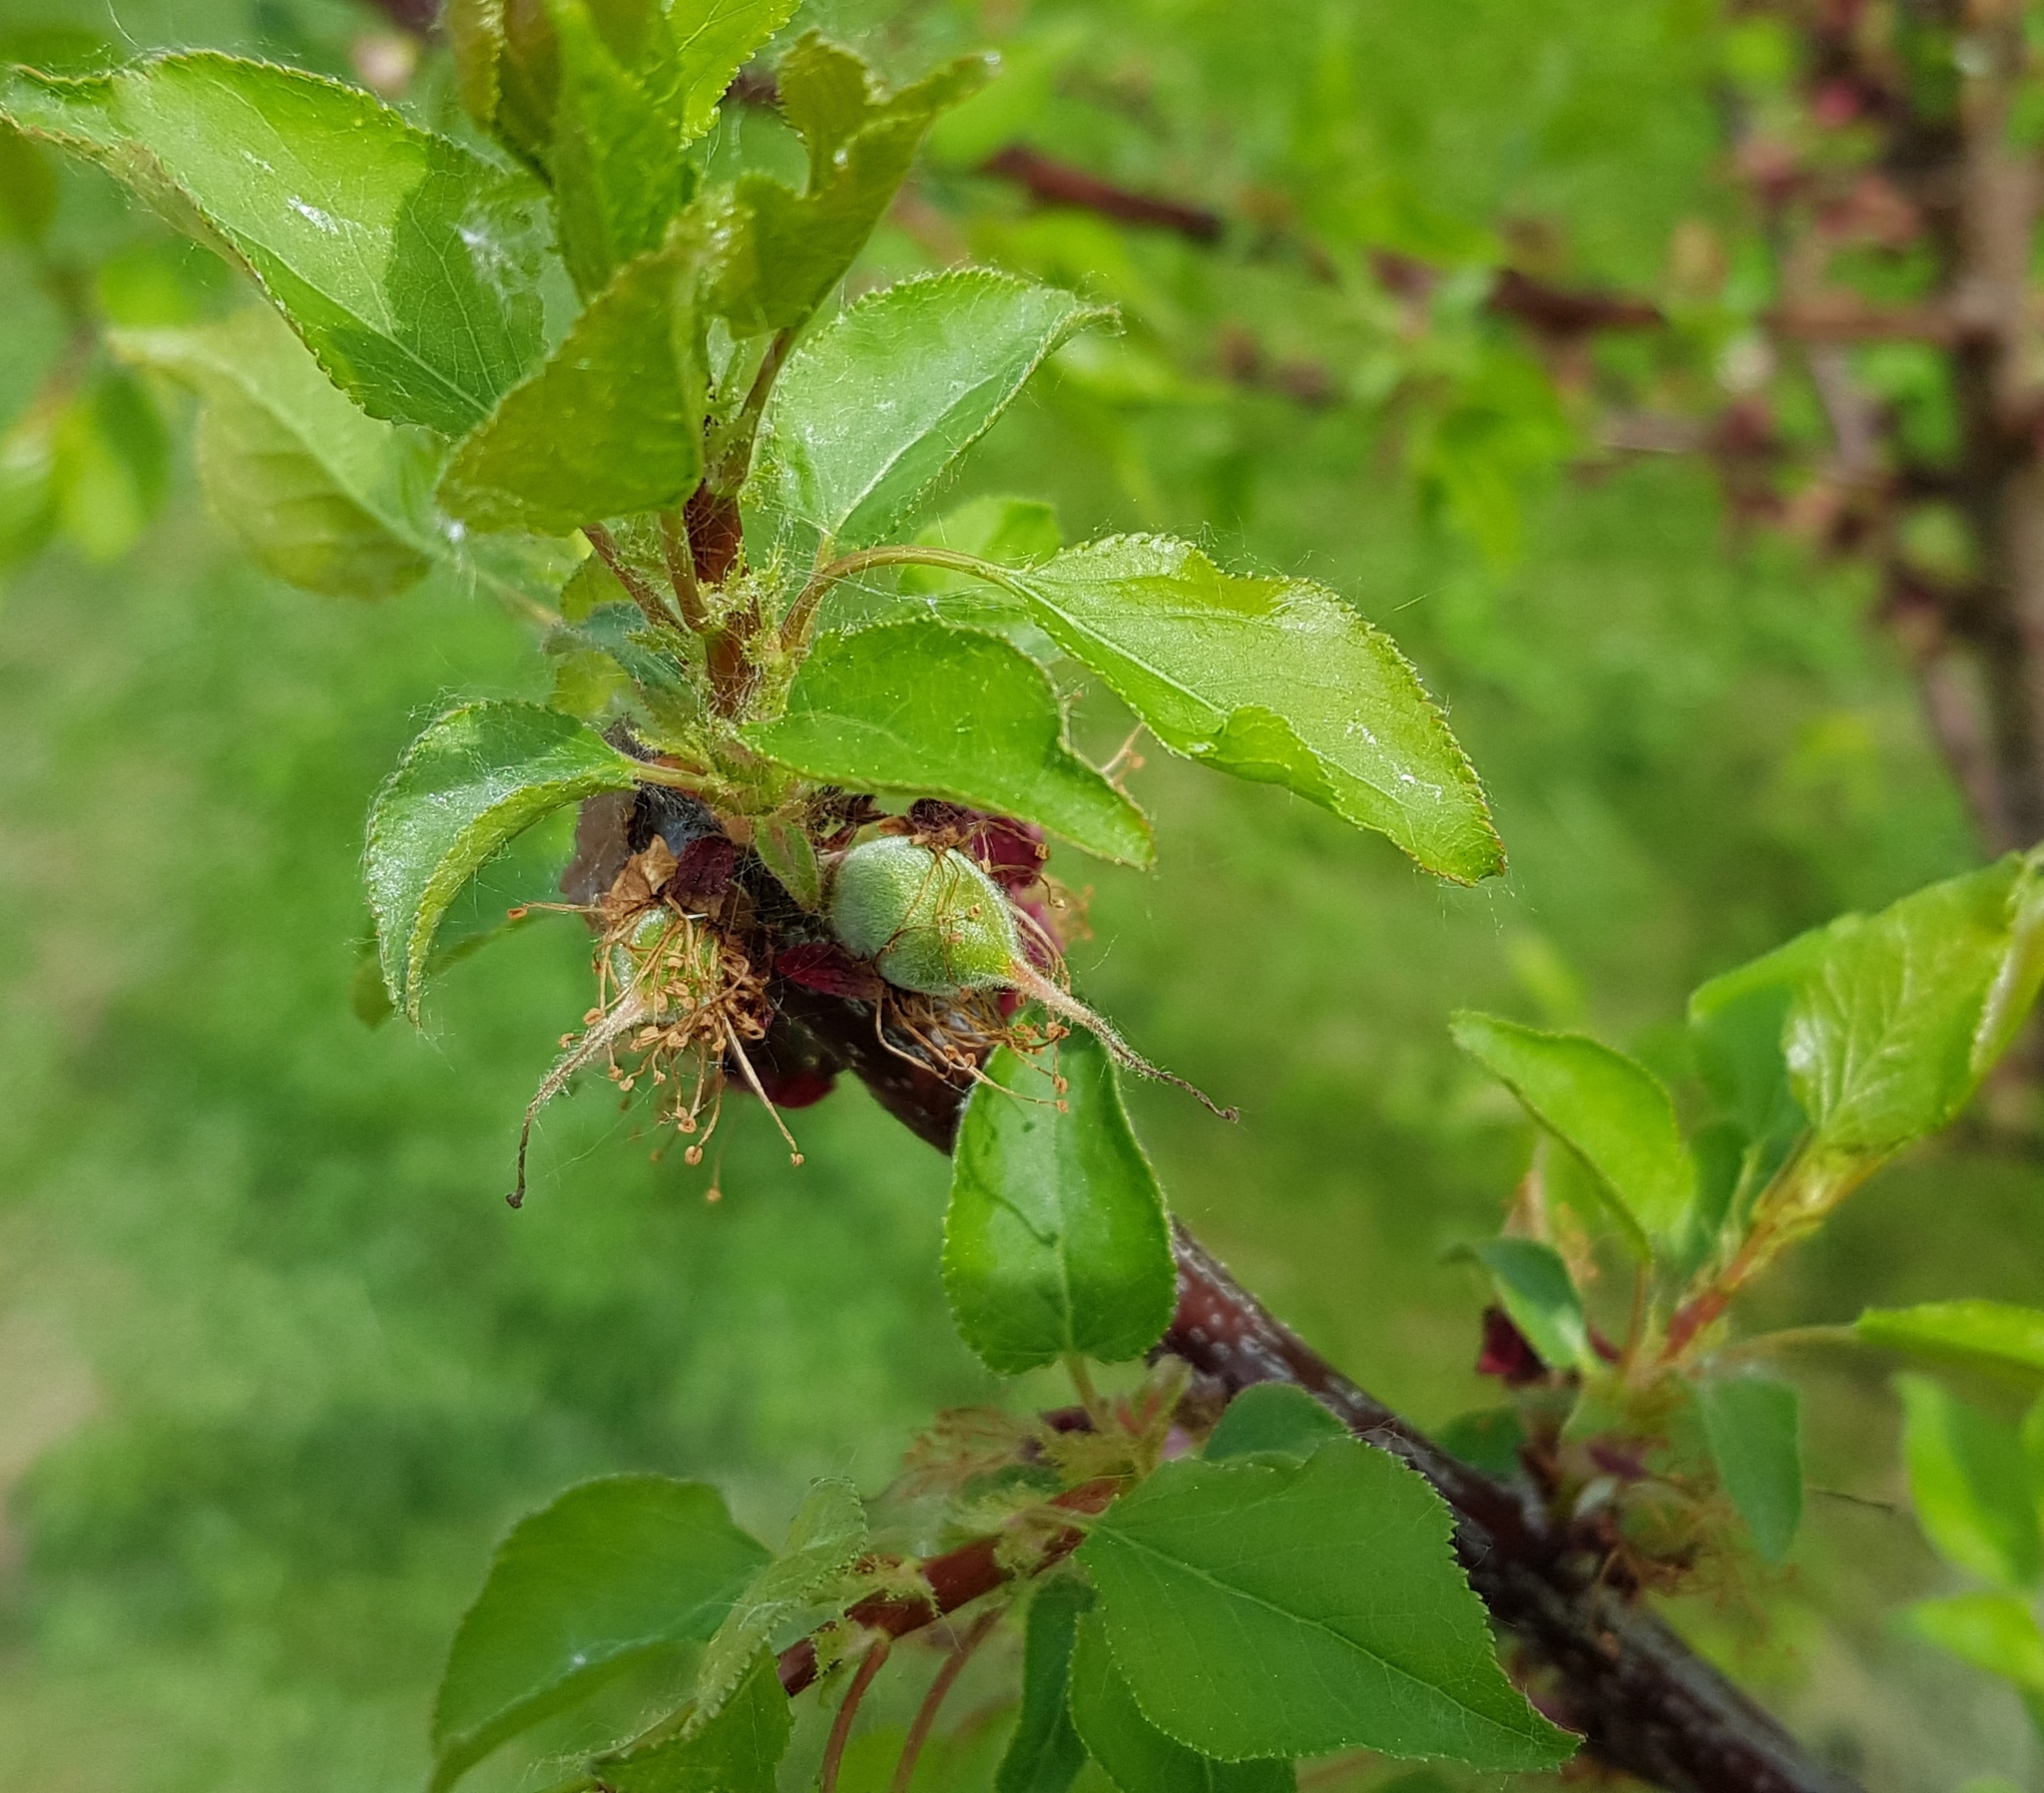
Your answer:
[828,836,1018,996]
[827,836,1237,1121]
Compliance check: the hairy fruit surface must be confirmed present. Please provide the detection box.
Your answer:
[829,837,1019,996]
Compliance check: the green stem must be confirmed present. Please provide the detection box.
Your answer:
[707,325,796,496]
[778,545,1009,654]
[1711,1324,1860,1361]
[1064,1353,1111,1430]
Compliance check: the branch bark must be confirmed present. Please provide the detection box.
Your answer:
[765,982,1862,1793]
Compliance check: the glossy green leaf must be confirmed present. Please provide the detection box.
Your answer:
[1688,927,1829,1149]
[597,1648,792,1793]
[752,271,1110,548]
[1450,1012,1693,1252]
[4,56,553,435]
[366,701,646,1018]
[1858,1301,2044,1382]
[943,1032,1176,1376]
[693,1478,865,1715]
[430,1475,768,1793]
[742,621,1152,865]
[1696,1376,1801,1566]
[711,37,992,334]
[1076,1442,1575,1768]
[438,232,706,535]
[637,0,799,143]
[995,1577,1092,1793]
[1787,851,2044,1168]
[114,309,442,600]
[546,0,692,298]
[907,496,1063,579]
[1067,1607,1294,1793]
[1898,1374,2042,1591]
[1204,1385,1349,1463]
[957,537,1501,885]
[1457,1238,1593,1374]
[1902,1593,2044,1691]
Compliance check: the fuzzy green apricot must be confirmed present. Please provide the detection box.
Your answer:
[828,836,1019,996]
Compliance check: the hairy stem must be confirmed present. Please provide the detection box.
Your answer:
[658,507,711,635]
[584,524,682,633]
[780,546,1003,654]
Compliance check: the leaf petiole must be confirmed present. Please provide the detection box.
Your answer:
[779,544,1008,653]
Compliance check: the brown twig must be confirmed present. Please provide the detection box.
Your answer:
[765,976,1862,1793]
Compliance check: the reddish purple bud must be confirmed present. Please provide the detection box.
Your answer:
[667,834,737,903]
[1587,1439,1649,1483]
[775,942,885,1002]
[1476,1306,1546,1386]
[970,816,1048,889]
[751,1064,837,1110]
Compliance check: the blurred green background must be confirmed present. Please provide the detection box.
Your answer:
[0,0,2034,1787]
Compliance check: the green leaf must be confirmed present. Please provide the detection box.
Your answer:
[1076,1442,1575,1769]
[1449,1012,1693,1253]
[1901,1592,2044,1691]
[693,1478,865,1715]
[1696,1376,1801,1566]
[596,1648,792,1793]
[0,122,57,241]
[365,701,646,1019]
[438,231,706,536]
[1688,927,1829,1150]
[995,1577,1092,1793]
[4,55,553,435]
[960,537,1501,885]
[546,0,693,298]
[636,0,799,144]
[752,271,1110,549]
[1432,1408,1527,1481]
[1204,1385,1348,1463]
[0,401,58,569]
[1456,1238,1593,1374]
[710,37,992,334]
[1787,851,2044,1168]
[430,1475,769,1793]
[1898,1374,2042,1591]
[1067,1607,1294,1793]
[50,365,168,560]
[942,1031,1176,1376]
[755,814,821,910]
[113,308,442,600]
[742,621,1152,865]
[1858,1301,2044,1382]
[906,496,1063,580]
